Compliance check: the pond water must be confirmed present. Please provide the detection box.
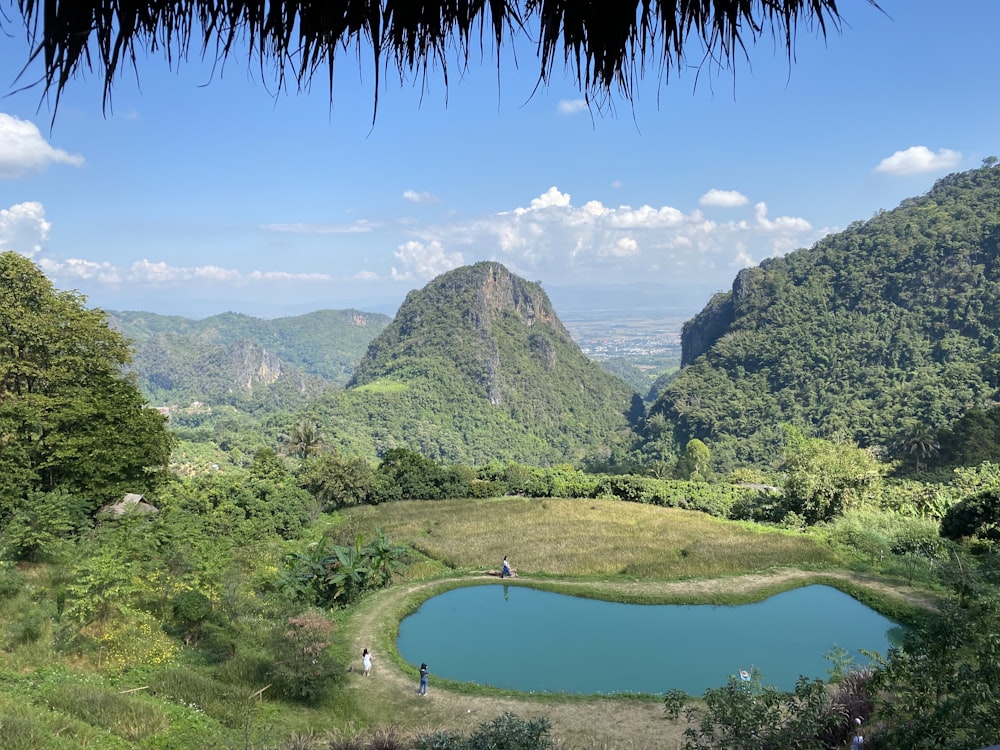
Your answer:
[397,584,903,694]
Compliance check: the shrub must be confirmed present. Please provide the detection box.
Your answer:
[941,489,1000,543]
[414,712,553,750]
[266,610,339,702]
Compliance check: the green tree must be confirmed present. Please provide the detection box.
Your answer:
[678,439,712,481]
[301,452,374,509]
[871,599,1000,749]
[0,488,89,561]
[781,430,883,525]
[897,420,941,473]
[0,252,174,522]
[940,489,1000,544]
[279,420,324,460]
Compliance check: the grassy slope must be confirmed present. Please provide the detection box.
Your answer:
[336,497,840,582]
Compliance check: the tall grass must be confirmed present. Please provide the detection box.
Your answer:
[45,681,169,742]
[340,497,839,580]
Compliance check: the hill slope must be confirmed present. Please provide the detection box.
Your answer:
[309,262,639,464]
[110,309,390,411]
[648,164,1000,469]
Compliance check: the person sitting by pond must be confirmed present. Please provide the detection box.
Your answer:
[501,555,512,578]
[418,663,429,695]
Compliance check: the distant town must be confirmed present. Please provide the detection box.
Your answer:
[560,311,685,374]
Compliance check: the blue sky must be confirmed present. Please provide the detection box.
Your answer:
[1,1,998,319]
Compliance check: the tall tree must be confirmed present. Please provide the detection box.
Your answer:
[0,252,174,522]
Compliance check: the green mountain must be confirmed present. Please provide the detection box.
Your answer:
[110,309,390,411]
[648,163,1000,470]
[307,262,640,465]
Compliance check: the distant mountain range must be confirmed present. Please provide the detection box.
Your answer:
[110,309,390,412]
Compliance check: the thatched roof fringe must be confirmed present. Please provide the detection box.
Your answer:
[10,1,882,119]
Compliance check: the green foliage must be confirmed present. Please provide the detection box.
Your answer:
[871,598,1000,749]
[0,489,90,561]
[781,431,884,524]
[940,488,1000,543]
[283,529,408,607]
[677,439,712,481]
[373,448,468,501]
[671,668,841,750]
[414,712,553,750]
[647,165,1000,469]
[302,452,375,509]
[936,406,1000,468]
[0,252,174,520]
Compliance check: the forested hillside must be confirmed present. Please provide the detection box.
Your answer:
[110,308,390,411]
[301,262,640,465]
[647,163,1000,470]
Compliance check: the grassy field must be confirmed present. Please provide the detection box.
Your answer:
[334,496,841,581]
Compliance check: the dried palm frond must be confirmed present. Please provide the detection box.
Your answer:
[9,0,882,118]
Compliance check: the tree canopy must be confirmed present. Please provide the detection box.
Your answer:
[10,0,880,117]
[0,251,174,521]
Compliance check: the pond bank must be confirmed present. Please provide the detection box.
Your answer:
[339,568,939,749]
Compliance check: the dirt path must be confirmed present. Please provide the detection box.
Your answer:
[338,569,935,749]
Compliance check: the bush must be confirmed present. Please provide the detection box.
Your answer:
[941,489,1000,543]
[266,610,339,703]
[414,713,553,750]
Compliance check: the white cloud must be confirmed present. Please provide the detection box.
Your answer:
[515,186,571,214]
[557,99,588,115]
[40,256,333,287]
[606,237,639,257]
[700,189,749,207]
[390,240,464,281]
[875,146,962,175]
[403,189,439,203]
[405,186,822,288]
[0,201,51,257]
[0,114,85,178]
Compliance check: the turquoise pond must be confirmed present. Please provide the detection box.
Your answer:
[397,584,904,695]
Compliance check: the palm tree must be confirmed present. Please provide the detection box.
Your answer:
[280,420,324,460]
[899,420,940,473]
[12,1,881,118]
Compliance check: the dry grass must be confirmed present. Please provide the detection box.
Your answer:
[338,496,838,580]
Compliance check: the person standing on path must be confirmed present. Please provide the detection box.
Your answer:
[501,555,511,579]
[362,648,372,676]
[418,663,429,695]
